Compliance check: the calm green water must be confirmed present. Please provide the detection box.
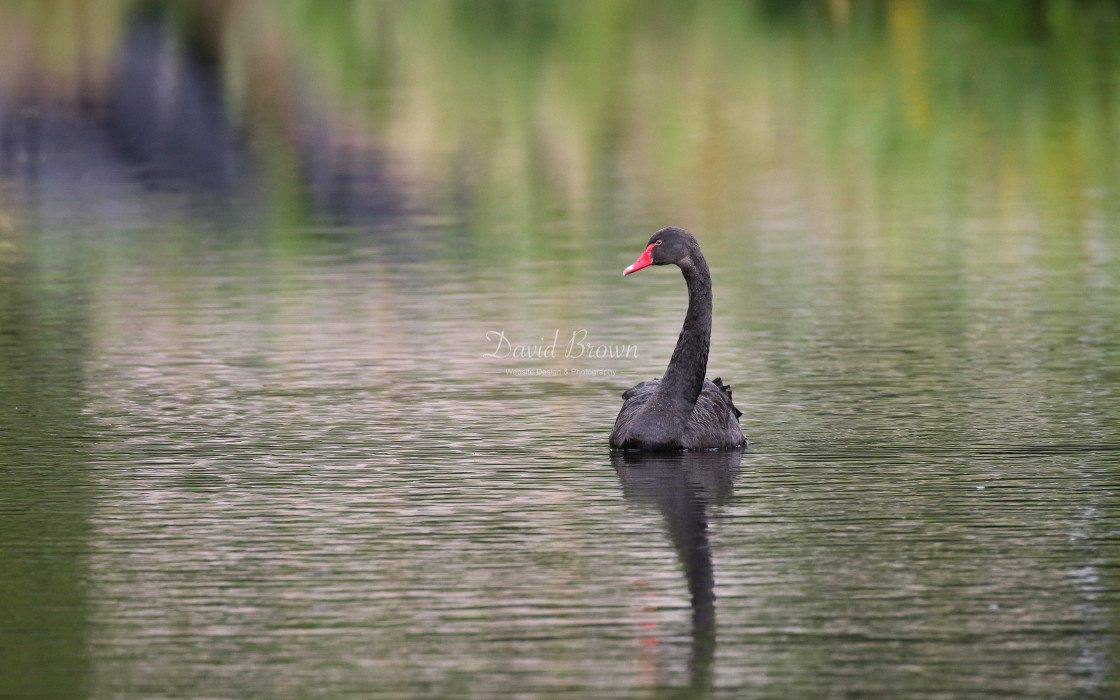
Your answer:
[3,1,1120,698]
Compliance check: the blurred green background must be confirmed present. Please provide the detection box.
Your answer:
[2,0,1117,248]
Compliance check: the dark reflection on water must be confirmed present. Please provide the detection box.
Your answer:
[107,4,248,194]
[0,3,403,232]
[613,450,742,695]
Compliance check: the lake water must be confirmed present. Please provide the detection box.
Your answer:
[3,2,1120,699]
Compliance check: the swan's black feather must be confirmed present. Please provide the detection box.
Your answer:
[610,377,746,451]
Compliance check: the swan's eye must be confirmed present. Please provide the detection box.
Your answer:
[655,240,662,246]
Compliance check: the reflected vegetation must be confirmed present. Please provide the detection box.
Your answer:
[613,449,742,694]
[1,1,1119,698]
[2,0,1119,240]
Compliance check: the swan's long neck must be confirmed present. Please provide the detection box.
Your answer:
[659,252,712,416]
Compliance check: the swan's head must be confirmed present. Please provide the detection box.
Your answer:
[623,227,698,275]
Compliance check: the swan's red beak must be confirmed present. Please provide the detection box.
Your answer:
[624,243,656,275]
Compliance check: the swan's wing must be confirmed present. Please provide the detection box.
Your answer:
[678,378,747,450]
[611,379,660,447]
[692,382,736,431]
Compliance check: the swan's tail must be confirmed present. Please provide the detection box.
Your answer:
[711,377,743,419]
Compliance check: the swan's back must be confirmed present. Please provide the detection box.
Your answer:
[610,377,746,451]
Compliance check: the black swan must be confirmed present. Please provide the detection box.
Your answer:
[609,227,747,451]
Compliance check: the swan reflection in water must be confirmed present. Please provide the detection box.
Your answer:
[612,449,742,692]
